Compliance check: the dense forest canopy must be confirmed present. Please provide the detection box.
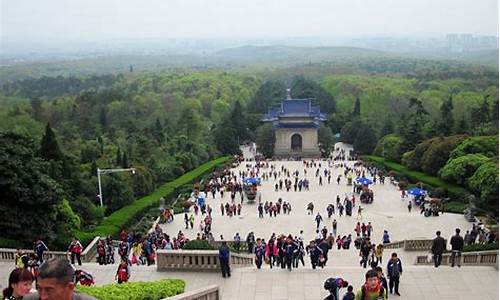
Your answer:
[0,47,498,247]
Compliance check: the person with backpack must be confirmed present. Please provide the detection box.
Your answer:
[254,238,265,269]
[306,240,323,270]
[67,238,83,266]
[386,253,402,296]
[115,259,130,284]
[34,238,49,264]
[323,277,349,300]
[355,269,386,300]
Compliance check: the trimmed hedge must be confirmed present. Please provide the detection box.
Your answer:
[76,279,185,300]
[462,242,499,253]
[182,239,216,250]
[76,156,231,245]
[363,155,469,199]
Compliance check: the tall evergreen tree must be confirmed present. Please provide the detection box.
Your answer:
[352,97,361,117]
[229,100,248,144]
[99,107,107,131]
[353,123,378,154]
[121,152,129,168]
[437,95,454,136]
[39,122,63,161]
[115,148,121,166]
[380,117,395,137]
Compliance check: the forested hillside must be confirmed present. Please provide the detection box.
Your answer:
[0,49,498,248]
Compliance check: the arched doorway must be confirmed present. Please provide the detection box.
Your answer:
[291,133,302,151]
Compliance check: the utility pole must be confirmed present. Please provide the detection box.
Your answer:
[97,167,136,207]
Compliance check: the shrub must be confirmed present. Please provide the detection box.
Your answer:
[76,279,185,300]
[439,154,490,185]
[449,136,499,159]
[420,135,467,175]
[462,242,499,253]
[182,239,216,250]
[372,134,404,162]
[467,161,499,211]
[443,201,467,214]
[363,155,469,200]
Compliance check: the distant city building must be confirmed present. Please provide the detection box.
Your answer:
[446,34,498,52]
[262,89,326,158]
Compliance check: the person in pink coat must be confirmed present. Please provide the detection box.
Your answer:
[265,236,279,268]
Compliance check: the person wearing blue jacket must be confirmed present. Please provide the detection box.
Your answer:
[386,252,403,296]
[219,242,231,277]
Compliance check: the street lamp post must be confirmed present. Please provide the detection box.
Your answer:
[97,167,136,207]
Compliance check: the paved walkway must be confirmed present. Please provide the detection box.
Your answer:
[1,143,497,299]
[161,143,471,254]
[1,261,496,300]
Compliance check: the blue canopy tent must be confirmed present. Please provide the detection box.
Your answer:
[355,177,373,185]
[407,188,427,196]
[243,177,261,185]
[407,188,427,205]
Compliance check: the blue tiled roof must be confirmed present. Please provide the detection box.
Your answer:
[262,98,326,123]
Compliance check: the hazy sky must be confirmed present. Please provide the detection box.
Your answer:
[2,0,498,40]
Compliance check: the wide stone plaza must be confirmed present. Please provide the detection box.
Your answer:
[0,143,497,299]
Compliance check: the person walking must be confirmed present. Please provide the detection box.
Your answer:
[218,241,231,278]
[315,213,323,229]
[387,252,403,296]
[359,240,371,269]
[254,238,265,269]
[67,238,83,266]
[450,228,464,267]
[115,259,131,284]
[332,219,338,237]
[431,231,447,267]
[407,201,412,213]
[34,238,49,264]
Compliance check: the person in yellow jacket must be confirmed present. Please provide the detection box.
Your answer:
[375,244,384,265]
[15,249,28,268]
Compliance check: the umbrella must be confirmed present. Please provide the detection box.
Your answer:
[243,177,260,185]
[407,188,427,196]
[355,177,373,185]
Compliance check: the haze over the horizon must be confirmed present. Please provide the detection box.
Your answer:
[2,0,498,41]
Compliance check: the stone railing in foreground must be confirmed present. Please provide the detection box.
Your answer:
[164,285,219,300]
[157,250,254,271]
[415,250,498,267]
[0,236,101,263]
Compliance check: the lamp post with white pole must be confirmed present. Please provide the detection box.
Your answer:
[97,167,136,207]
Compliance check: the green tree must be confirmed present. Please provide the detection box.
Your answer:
[0,131,72,248]
[115,147,121,166]
[380,117,395,137]
[229,100,249,144]
[213,118,240,155]
[373,134,403,162]
[439,154,490,185]
[353,123,378,154]
[255,123,275,158]
[352,97,361,117]
[39,122,63,161]
[318,125,335,157]
[437,96,454,136]
[122,152,129,168]
[467,161,499,211]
